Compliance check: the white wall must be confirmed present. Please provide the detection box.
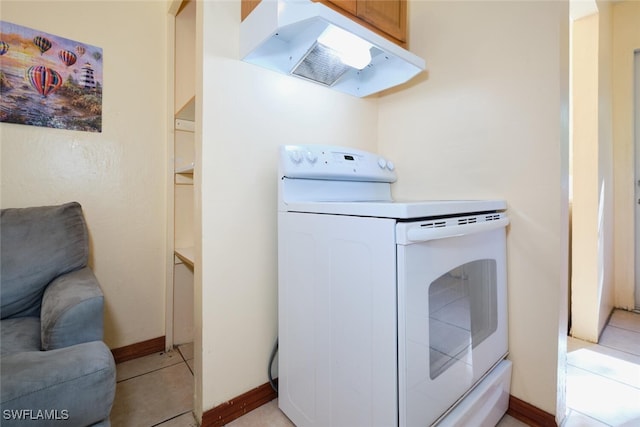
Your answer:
[596,3,614,336]
[613,0,640,309]
[572,0,640,342]
[378,0,569,417]
[0,1,168,349]
[570,1,615,342]
[195,0,378,417]
[571,12,601,341]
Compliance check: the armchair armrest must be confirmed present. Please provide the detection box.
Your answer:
[40,267,104,350]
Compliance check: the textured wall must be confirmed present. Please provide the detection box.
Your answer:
[378,0,569,417]
[195,0,379,416]
[1,1,168,349]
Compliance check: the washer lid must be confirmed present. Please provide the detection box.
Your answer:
[283,199,507,219]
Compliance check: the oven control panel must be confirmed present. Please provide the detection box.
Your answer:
[280,144,397,182]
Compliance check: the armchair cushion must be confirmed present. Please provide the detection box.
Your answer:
[1,341,116,426]
[1,202,88,319]
[41,267,104,350]
[0,317,40,356]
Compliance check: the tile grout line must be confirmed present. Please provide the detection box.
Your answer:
[150,409,195,427]
[567,363,640,391]
[608,309,640,335]
[116,359,185,383]
[184,359,194,376]
[175,346,195,376]
[597,326,640,360]
[176,345,194,362]
[604,323,640,337]
[597,343,640,361]
[565,408,614,427]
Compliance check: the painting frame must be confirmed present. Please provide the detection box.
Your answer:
[0,21,103,133]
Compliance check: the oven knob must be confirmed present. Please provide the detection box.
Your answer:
[289,150,303,164]
[386,161,395,171]
[306,151,318,163]
[377,157,387,169]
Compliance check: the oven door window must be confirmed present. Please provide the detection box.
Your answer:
[428,259,497,379]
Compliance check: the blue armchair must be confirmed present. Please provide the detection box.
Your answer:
[0,202,116,426]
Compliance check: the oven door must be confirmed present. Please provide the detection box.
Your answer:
[396,214,509,427]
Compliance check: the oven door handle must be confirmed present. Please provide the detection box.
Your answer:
[406,217,509,243]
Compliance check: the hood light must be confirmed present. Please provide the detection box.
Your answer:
[317,25,372,69]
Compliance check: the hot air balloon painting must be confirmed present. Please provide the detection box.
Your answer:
[25,65,62,97]
[33,35,51,55]
[0,20,103,132]
[58,49,77,67]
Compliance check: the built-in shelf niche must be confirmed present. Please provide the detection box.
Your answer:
[174,97,195,185]
[170,0,195,350]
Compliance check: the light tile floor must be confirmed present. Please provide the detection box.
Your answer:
[111,343,524,426]
[111,343,198,427]
[110,311,640,426]
[564,309,640,427]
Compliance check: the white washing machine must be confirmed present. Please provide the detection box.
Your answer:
[277,144,512,427]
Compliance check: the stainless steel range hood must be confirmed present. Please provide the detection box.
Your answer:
[240,0,426,97]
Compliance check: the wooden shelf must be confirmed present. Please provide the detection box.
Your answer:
[175,161,194,185]
[175,246,194,267]
[175,118,195,132]
[175,162,194,174]
[176,97,195,121]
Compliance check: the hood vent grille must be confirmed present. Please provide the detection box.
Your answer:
[240,0,426,97]
[292,43,351,86]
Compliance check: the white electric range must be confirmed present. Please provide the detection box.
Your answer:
[277,144,512,427]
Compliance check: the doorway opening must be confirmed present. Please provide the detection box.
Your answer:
[566,3,640,425]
